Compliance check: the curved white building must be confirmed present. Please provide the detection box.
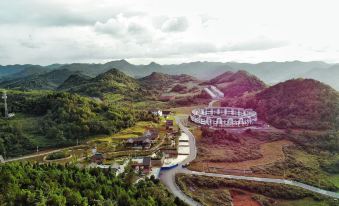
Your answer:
[190,107,257,127]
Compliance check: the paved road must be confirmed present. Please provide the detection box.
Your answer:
[160,115,339,206]
[160,116,201,206]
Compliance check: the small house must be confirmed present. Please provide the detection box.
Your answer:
[166,119,174,131]
[125,129,159,149]
[91,152,104,164]
[149,109,162,117]
[131,157,152,174]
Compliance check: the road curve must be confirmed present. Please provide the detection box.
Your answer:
[160,116,201,206]
[160,115,339,206]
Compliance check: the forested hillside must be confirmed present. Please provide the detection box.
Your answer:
[0,163,186,206]
[0,91,158,157]
[222,79,339,129]
[0,69,78,90]
[58,68,147,100]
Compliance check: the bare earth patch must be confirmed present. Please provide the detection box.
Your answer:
[230,190,261,206]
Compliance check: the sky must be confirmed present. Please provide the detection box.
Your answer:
[1,0,339,65]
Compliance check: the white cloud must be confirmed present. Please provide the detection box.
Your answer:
[1,0,339,65]
[161,17,189,32]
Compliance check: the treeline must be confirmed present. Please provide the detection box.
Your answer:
[0,91,159,157]
[0,162,186,206]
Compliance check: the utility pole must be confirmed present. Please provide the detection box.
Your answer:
[36,146,39,153]
[2,90,8,118]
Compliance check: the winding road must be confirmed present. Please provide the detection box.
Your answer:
[160,115,339,206]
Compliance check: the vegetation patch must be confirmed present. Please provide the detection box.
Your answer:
[45,150,71,161]
[176,174,338,206]
[0,162,187,206]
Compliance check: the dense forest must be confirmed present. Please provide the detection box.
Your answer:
[0,91,159,157]
[0,162,186,206]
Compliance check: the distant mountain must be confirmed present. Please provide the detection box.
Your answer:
[225,61,329,84]
[302,64,339,90]
[0,65,49,81]
[0,69,78,90]
[0,60,338,90]
[223,79,339,129]
[204,70,266,97]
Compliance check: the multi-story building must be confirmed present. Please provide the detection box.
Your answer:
[190,107,257,127]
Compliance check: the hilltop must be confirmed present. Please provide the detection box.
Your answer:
[57,73,91,90]
[203,70,266,98]
[59,68,144,99]
[223,79,339,129]
[139,72,198,89]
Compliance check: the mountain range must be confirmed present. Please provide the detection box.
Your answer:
[0,60,338,90]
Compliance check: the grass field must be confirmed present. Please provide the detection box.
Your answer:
[6,113,56,148]
[190,139,293,171]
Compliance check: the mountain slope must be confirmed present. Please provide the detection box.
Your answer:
[139,72,198,88]
[303,64,339,90]
[57,73,91,90]
[223,79,339,129]
[61,68,144,98]
[1,60,338,90]
[204,70,266,98]
[0,69,78,90]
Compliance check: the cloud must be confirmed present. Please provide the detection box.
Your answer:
[94,14,154,44]
[161,17,189,32]
[1,0,339,65]
[221,37,287,51]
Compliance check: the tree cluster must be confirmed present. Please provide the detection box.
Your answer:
[0,162,187,206]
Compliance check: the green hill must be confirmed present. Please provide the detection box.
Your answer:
[57,73,91,90]
[139,72,198,89]
[58,68,145,100]
[0,69,78,90]
[204,70,266,98]
[0,90,158,157]
[223,79,339,129]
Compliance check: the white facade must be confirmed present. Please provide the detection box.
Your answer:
[190,107,257,127]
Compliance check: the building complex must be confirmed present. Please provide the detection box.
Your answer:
[190,106,257,127]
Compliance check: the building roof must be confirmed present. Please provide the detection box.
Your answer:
[132,157,151,166]
[162,110,171,115]
[93,152,104,159]
[143,157,151,166]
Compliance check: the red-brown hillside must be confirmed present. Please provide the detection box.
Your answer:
[204,70,266,98]
[222,79,339,130]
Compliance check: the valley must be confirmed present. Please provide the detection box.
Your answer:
[0,66,339,206]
